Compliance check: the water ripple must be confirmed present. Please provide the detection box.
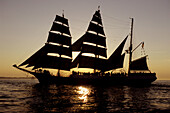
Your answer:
[0,79,170,112]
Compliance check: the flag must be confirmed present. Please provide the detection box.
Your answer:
[62,10,64,17]
[142,42,144,48]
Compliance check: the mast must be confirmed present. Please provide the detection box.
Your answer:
[57,10,65,77]
[128,18,134,74]
[71,7,107,72]
[19,11,72,73]
[94,6,100,74]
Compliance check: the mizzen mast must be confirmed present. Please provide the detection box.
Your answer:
[128,18,134,74]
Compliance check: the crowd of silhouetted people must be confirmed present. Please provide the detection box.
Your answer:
[71,71,126,77]
[35,69,51,75]
[34,69,127,77]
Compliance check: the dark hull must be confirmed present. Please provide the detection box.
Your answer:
[32,72,157,86]
[13,65,157,85]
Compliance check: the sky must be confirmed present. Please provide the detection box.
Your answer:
[0,0,170,80]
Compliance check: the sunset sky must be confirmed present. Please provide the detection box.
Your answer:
[0,0,170,80]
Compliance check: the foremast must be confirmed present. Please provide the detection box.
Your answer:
[17,12,72,76]
[56,11,67,77]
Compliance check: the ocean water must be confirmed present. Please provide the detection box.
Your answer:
[0,79,170,113]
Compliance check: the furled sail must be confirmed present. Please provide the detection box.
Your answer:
[130,55,149,70]
[71,9,107,71]
[105,36,128,71]
[19,14,72,71]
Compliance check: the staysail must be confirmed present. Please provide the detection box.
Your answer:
[105,36,128,71]
[71,9,107,71]
[19,14,72,71]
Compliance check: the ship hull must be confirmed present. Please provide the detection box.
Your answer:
[13,64,157,85]
[32,72,157,86]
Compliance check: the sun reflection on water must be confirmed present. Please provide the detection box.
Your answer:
[77,86,91,102]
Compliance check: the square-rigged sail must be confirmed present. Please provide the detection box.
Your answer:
[19,14,72,71]
[71,9,107,71]
[71,9,128,72]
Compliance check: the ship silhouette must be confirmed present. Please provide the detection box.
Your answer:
[13,7,156,85]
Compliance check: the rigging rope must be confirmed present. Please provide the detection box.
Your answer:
[103,14,130,23]
[16,35,45,64]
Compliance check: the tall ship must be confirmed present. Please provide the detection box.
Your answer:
[13,8,156,85]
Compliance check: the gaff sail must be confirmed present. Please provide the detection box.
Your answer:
[130,55,149,70]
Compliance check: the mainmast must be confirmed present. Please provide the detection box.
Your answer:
[71,7,107,72]
[128,18,134,74]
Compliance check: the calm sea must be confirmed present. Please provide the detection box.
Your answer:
[0,78,170,113]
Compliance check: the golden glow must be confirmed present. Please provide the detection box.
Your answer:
[0,0,170,80]
[77,86,90,102]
